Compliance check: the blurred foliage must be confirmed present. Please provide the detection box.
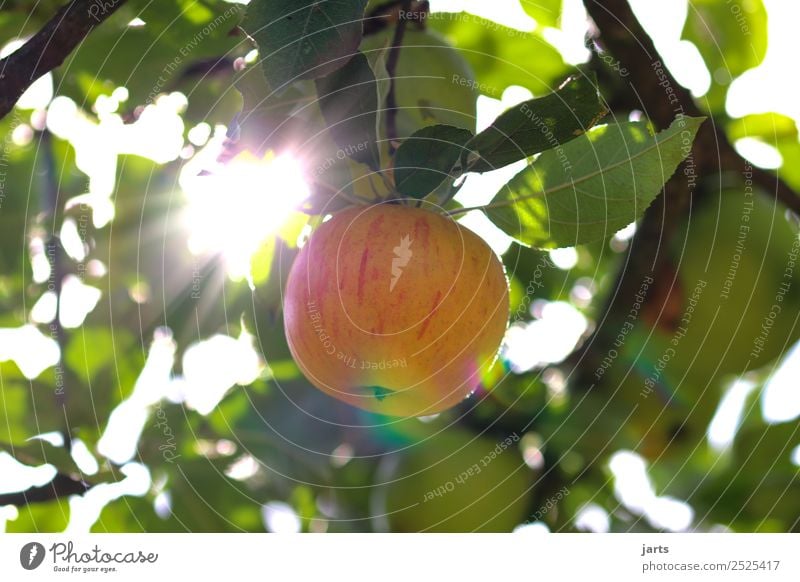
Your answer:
[682,0,767,113]
[430,12,569,97]
[0,0,798,536]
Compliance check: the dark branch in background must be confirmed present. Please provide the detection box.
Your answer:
[568,0,800,383]
[0,0,128,121]
[0,473,90,507]
[384,0,414,153]
[584,0,799,214]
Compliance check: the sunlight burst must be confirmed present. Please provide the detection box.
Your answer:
[182,154,309,280]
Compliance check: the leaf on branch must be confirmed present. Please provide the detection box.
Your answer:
[464,75,608,173]
[315,52,382,170]
[243,0,369,90]
[486,116,705,248]
[394,125,475,199]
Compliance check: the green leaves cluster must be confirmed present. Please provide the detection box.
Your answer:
[240,0,704,250]
[395,83,702,249]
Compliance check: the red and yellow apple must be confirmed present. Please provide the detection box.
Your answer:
[283,205,509,417]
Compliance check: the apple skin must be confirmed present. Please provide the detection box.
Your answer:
[283,204,509,417]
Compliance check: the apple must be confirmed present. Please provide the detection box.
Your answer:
[622,190,800,389]
[671,190,800,373]
[360,28,478,138]
[283,204,509,417]
[588,191,800,461]
[380,428,534,532]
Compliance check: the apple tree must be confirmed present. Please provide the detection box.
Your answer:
[0,0,798,533]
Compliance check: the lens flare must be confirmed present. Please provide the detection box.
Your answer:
[182,153,309,280]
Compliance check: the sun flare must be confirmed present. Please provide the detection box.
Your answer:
[181,153,309,280]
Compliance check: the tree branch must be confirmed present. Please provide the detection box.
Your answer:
[0,473,90,507]
[584,0,798,213]
[0,0,128,121]
[569,0,800,383]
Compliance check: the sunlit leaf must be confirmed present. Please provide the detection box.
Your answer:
[465,75,607,172]
[65,327,120,384]
[249,237,276,286]
[486,116,704,248]
[727,113,800,191]
[429,12,569,96]
[520,0,562,28]
[6,499,70,532]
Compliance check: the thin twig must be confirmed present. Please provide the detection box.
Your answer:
[384,0,413,154]
[0,473,90,507]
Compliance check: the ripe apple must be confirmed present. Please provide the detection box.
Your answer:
[379,428,534,532]
[360,28,478,138]
[283,204,509,417]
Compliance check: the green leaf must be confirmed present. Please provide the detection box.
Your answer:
[520,0,562,28]
[429,12,568,97]
[486,116,705,248]
[465,75,607,172]
[682,0,767,112]
[727,113,800,191]
[315,52,381,169]
[65,328,117,384]
[243,0,369,90]
[249,237,276,286]
[359,27,479,139]
[394,125,474,199]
